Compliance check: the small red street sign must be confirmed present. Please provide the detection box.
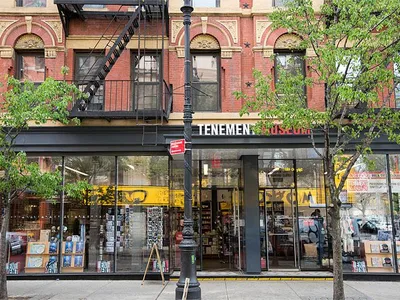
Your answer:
[170,139,185,155]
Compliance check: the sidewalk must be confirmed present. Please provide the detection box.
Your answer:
[7,279,400,300]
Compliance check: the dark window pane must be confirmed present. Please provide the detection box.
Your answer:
[75,54,104,110]
[192,82,218,111]
[134,83,159,110]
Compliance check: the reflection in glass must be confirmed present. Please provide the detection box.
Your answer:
[192,55,219,111]
[117,156,169,272]
[7,157,61,275]
[339,155,394,273]
[63,156,115,273]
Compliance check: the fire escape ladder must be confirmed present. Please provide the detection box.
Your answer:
[77,6,142,111]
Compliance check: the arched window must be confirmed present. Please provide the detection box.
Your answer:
[190,34,221,112]
[274,34,306,97]
[14,34,45,85]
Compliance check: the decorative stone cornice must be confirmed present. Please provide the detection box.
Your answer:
[275,33,302,49]
[217,20,238,44]
[306,48,317,57]
[171,20,184,44]
[0,47,14,59]
[190,34,220,50]
[201,17,208,34]
[176,46,184,58]
[15,34,44,49]
[0,20,17,40]
[25,16,32,33]
[45,47,57,58]
[43,20,63,43]
[256,20,272,44]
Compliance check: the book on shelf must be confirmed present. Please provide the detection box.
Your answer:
[382,257,392,267]
[63,255,72,267]
[371,257,381,267]
[74,255,83,267]
[380,243,390,253]
[75,242,84,254]
[49,242,58,254]
[64,241,73,254]
[370,244,380,253]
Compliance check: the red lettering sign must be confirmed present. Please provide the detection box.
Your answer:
[170,139,185,155]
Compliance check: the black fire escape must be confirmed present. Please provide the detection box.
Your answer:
[55,0,172,124]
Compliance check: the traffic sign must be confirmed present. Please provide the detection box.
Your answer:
[170,139,185,155]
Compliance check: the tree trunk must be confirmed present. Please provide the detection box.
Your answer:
[0,199,10,300]
[330,203,345,300]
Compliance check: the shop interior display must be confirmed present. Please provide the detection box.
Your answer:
[61,241,85,272]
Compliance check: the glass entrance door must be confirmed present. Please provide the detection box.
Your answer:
[200,188,241,271]
[265,188,299,269]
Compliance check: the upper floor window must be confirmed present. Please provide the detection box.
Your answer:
[16,51,45,84]
[83,5,105,9]
[394,61,400,108]
[275,52,305,83]
[16,0,46,7]
[190,34,221,112]
[193,0,220,8]
[133,54,161,110]
[274,34,305,99]
[274,0,293,7]
[192,54,220,111]
[14,34,46,86]
[75,52,104,110]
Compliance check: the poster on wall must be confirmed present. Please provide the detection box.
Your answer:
[147,207,163,250]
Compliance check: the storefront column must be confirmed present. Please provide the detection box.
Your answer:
[242,155,261,274]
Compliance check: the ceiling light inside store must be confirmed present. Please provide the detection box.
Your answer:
[64,166,89,177]
[267,167,280,176]
[203,164,209,175]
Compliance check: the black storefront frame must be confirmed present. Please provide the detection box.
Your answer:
[7,125,400,279]
[8,154,171,279]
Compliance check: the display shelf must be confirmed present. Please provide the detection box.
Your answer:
[25,242,60,274]
[60,241,85,273]
[363,241,394,273]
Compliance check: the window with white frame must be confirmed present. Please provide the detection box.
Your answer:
[133,54,161,110]
[16,0,46,7]
[193,0,220,8]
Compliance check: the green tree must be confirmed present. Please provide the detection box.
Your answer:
[0,75,87,299]
[236,0,400,299]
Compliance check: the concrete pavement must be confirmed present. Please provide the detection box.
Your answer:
[7,279,400,300]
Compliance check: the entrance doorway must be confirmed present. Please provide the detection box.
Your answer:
[261,188,299,270]
[200,188,241,271]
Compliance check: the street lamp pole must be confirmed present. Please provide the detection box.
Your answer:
[175,0,201,299]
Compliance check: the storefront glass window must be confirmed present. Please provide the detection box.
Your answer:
[7,157,61,275]
[389,154,400,272]
[117,156,169,272]
[296,160,328,270]
[63,156,115,273]
[170,160,200,270]
[338,155,393,273]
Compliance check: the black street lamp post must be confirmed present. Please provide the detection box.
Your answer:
[175,0,201,299]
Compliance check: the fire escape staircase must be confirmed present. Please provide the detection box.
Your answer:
[76,8,141,111]
[55,1,172,123]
